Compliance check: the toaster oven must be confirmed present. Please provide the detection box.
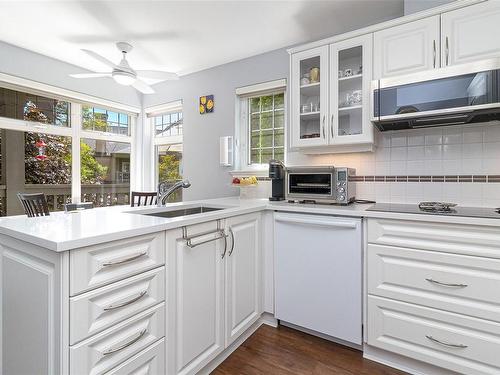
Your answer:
[286,166,356,205]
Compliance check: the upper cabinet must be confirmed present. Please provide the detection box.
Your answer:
[290,45,329,148]
[330,35,373,146]
[290,36,374,152]
[373,15,440,79]
[441,1,500,66]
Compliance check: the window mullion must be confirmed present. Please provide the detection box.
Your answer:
[71,103,82,203]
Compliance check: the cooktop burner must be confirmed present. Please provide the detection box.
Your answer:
[367,202,500,219]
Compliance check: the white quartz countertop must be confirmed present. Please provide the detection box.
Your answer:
[1,196,499,251]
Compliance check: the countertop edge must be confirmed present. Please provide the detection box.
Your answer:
[2,198,500,252]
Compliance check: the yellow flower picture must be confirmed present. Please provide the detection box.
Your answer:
[199,95,214,114]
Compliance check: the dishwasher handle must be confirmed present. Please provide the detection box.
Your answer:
[275,216,357,229]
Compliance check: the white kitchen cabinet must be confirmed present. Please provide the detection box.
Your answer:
[225,213,262,347]
[373,15,440,79]
[330,34,373,146]
[168,221,226,375]
[441,1,500,67]
[1,231,166,375]
[290,36,374,152]
[290,45,329,148]
[167,214,262,375]
[274,213,362,345]
[367,217,500,374]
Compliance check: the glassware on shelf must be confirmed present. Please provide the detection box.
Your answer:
[310,67,320,83]
[301,104,310,113]
[300,73,310,86]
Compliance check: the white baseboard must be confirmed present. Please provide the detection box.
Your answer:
[260,312,278,327]
[363,344,456,375]
[279,320,363,351]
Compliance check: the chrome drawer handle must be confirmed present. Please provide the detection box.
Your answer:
[103,290,148,311]
[425,278,468,288]
[102,252,147,267]
[426,335,468,349]
[228,227,235,257]
[102,329,147,355]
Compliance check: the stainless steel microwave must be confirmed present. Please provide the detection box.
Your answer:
[286,166,356,205]
[371,58,500,131]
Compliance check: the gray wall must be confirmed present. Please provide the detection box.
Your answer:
[143,48,289,201]
[404,0,455,14]
[0,41,141,107]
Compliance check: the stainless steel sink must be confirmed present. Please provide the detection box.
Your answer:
[141,206,224,218]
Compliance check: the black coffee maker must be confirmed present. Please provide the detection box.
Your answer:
[268,159,285,201]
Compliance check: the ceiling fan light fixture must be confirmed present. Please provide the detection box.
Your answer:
[112,70,136,86]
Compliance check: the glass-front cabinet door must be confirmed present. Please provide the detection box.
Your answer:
[330,35,373,146]
[290,45,329,148]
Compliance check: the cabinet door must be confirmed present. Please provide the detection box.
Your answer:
[330,34,373,146]
[290,45,329,148]
[441,1,500,67]
[225,213,261,347]
[373,15,440,79]
[169,222,225,375]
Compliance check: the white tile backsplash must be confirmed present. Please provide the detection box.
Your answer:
[286,123,500,207]
[350,123,500,207]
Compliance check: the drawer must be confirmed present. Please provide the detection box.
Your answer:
[368,218,500,259]
[368,244,500,322]
[70,267,165,345]
[368,296,500,375]
[70,232,165,296]
[106,338,165,375]
[70,303,165,375]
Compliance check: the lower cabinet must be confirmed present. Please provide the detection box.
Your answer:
[224,213,262,347]
[367,218,500,375]
[167,213,262,375]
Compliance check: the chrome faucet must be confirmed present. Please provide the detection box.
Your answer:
[157,179,191,206]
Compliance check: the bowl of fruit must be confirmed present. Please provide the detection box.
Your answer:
[232,176,258,187]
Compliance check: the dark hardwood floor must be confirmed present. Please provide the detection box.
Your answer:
[212,325,408,375]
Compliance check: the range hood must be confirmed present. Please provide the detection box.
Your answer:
[371,58,500,131]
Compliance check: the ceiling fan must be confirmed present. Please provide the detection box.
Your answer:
[69,42,178,94]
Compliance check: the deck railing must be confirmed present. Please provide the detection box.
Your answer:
[0,183,130,215]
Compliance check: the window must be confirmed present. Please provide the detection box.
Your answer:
[157,144,183,202]
[249,93,284,165]
[235,79,286,172]
[149,101,183,203]
[81,139,130,206]
[0,87,70,127]
[82,105,130,135]
[0,81,136,216]
[154,111,183,137]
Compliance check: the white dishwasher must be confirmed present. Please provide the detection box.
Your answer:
[274,212,362,345]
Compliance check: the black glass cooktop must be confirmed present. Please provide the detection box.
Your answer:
[367,203,500,219]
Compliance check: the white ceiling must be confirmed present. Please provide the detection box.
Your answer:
[0,1,403,79]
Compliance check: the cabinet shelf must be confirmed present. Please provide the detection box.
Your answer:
[338,105,362,112]
[338,74,362,81]
[300,82,320,96]
[300,111,321,119]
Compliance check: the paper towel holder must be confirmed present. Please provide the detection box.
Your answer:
[220,136,233,167]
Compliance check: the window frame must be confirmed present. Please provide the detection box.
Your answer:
[235,79,287,174]
[0,79,137,208]
[146,101,184,189]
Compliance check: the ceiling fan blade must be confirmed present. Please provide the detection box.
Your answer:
[135,70,179,80]
[132,79,155,94]
[81,49,117,69]
[70,73,112,78]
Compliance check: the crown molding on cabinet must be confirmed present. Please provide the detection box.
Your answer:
[287,0,485,55]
